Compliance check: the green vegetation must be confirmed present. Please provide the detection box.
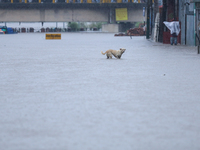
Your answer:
[67,22,106,31]
[89,22,106,30]
[135,22,144,28]
[68,22,79,31]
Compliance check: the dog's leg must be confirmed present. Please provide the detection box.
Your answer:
[106,54,109,59]
[111,52,117,59]
[107,53,112,59]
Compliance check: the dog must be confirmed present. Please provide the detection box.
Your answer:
[101,48,126,59]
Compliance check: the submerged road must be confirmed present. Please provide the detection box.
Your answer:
[0,33,200,150]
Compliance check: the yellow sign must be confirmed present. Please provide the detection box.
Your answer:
[46,34,61,40]
[115,8,128,21]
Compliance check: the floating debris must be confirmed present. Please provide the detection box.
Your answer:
[115,27,145,37]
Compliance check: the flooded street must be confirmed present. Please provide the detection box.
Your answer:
[1,33,200,150]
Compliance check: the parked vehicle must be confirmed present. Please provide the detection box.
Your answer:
[0,26,17,34]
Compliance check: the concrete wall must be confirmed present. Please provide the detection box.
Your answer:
[0,4,145,22]
[128,7,145,22]
[102,24,119,32]
[0,8,109,22]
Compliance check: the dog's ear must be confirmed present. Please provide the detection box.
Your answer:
[120,48,122,50]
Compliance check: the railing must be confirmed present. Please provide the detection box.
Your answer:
[0,0,146,3]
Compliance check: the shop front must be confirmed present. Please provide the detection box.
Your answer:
[190,0,200,52]
[191,0,200,46]
[162,0,180,44]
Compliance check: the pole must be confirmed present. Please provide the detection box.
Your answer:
[158,0,166,42]
[146,0,150,39]
[194,3,196,47]
[150,0,152,35]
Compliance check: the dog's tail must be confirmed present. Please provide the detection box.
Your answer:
[101,51,106,55]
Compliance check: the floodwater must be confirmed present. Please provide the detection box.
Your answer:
[1,33,200,150]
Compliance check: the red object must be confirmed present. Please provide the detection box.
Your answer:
[163,32,171,44]
[163,31,181,44]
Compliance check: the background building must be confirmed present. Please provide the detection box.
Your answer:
[191,0,200,46]
[151,0,195,46]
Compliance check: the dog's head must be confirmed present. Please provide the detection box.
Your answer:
[120,48,126,54]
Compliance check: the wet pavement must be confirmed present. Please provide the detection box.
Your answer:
[0,33,200,150]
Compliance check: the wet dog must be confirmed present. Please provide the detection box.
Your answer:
[101,48,126,59]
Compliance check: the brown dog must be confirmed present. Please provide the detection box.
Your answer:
[101,48,126,59]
